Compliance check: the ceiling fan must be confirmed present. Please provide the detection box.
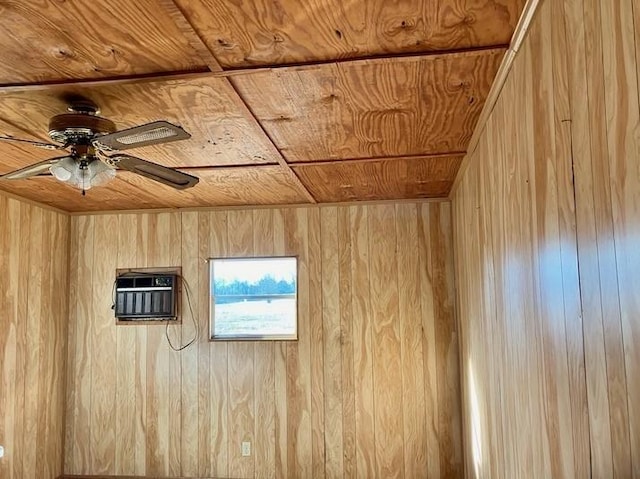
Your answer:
[0,98,199,194]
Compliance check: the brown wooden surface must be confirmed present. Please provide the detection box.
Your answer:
[0,167,309,212]
[293,155,463,202]
[0,0,524,211]
[0,192,70,479]
[63,203,462,478]
[0,77,283,168]
[451,0,640,476]
[232,49,503,163]
[0,1,205,84]
[175,0,523,67]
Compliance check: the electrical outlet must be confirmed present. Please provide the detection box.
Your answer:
[0,445,4,458]
[241,441,251,457]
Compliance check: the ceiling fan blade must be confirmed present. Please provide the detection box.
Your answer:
[0,135,64,151]
[93,121,191,151]
[110,154,199,190]
[0,156,69,180]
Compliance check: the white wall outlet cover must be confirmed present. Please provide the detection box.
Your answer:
[241,441,251,457]
[0,445,4,458]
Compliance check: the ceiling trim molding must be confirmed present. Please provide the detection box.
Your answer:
[67,196,449,217]
[448,0,543,197]
[0,45,508,93]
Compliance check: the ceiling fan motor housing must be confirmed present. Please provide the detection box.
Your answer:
[48,112,116,146]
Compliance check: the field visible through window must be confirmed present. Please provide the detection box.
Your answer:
[211,257,297,340]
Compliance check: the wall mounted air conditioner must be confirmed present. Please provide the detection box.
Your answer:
[114,270,179,321]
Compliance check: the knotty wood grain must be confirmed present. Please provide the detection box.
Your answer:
[232,49,503,163]
[62,203,462,478]
[0,0,204,84]
[0,0,521,211]
[175,0,524,67]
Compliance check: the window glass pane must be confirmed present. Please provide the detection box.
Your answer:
[210,257,297,340]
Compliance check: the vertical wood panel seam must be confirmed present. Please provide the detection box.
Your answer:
[632,0,640,114]
[318,207,327,478]
[598,0,635,466]
[20,202,32,478]
[450,200,467,479]
[393,204,407,479]
[562,58,595,477]
[559,5,595,472]
[87,217,96,474]
[576,0,615,467]
[365,208,378,477]
[60,214,73,475]
[592,0,630,470]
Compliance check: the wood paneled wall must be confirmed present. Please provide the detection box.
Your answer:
[0,194,70,479]
[63,203,463,478]
[452,0,640,477]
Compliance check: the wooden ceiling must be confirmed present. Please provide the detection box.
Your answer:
[0,0,525,212]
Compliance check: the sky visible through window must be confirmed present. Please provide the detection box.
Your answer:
[211,257,297,339]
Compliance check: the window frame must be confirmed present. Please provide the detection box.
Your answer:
[208,256,299,341]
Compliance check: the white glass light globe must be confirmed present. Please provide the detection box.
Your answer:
[49,157,76,181]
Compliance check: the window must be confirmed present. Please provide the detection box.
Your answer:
[209,257,298,340]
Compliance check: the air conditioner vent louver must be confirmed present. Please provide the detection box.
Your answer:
[115,272,178,320]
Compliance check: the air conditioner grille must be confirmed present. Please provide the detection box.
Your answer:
[115,273,178,320]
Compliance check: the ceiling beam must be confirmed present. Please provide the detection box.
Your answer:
[0,45,508,93]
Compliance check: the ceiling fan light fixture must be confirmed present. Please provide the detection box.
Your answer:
[50,157,115,190]
[49,156,76,181]
[87,159,116,187]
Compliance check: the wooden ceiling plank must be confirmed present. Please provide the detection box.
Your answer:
[0,45,506,93]
[0,77,284,169]
[0,0,207,84]
[0,116,52,145]
[0,166,309,212]
[174,0,525,68]
[156,0,224,72]
[223,80,318,203]
[0,0,525,211]
[292,155,463,202]
[232,48,504,162]
[289,151,468,167]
